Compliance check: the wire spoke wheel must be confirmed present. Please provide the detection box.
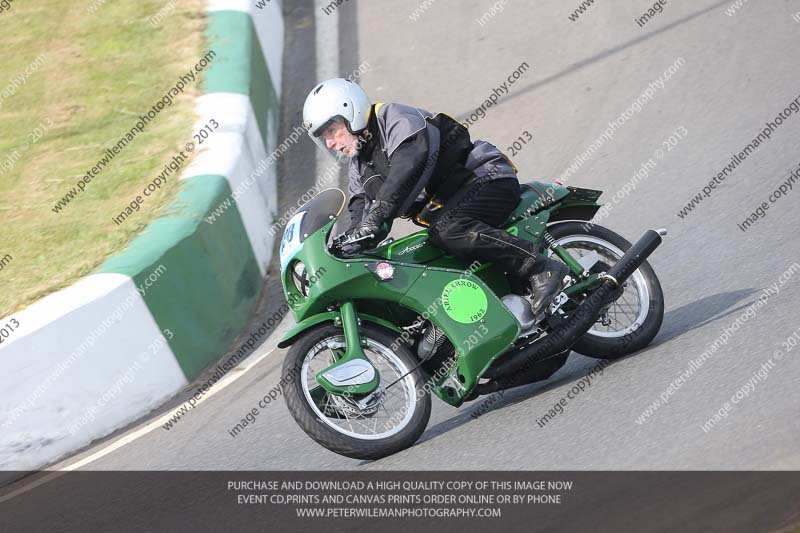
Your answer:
[546,222,664,359]
[282,323,432,460]
[301,335,416,440]
[551,235,649,338]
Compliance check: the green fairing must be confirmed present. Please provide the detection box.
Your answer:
[278,183,602,406]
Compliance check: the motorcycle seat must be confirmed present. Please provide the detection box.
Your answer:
[503,181,561,224]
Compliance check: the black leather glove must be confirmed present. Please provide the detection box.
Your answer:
[340,223,359,239]
[336,200,392,257]
[357,199,393,241]
[338,221,389,257]
[350,220,386,242]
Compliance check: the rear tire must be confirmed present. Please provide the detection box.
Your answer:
[547,221,664,359]
[281,323,431,460]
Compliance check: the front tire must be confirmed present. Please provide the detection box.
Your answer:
[281,323,431,460]
[547,221,665,359]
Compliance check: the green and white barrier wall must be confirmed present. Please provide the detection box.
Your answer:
[0,0,283,471]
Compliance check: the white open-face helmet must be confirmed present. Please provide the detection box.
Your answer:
[302,78,371,161]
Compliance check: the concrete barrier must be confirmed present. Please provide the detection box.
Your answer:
[0,1,284,471]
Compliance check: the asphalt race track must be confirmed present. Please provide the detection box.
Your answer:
[20,0,800,477]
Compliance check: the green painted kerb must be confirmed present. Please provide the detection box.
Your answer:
[99,176,260,379]
[204,10,278,151]
[96,9,280,379]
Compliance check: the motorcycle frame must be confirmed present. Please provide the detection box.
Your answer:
[278,185,604,407]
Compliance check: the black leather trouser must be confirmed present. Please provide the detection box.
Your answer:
[426,177,543,275]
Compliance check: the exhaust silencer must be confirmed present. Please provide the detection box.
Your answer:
[604,229,663,288]
[480,229,663,387]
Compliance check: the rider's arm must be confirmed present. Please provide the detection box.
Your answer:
[346,194,366,230]
[345,162,367,231]
[371,131,429,220]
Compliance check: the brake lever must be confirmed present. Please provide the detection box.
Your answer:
[339,233,375,246]
[330,233,377,257]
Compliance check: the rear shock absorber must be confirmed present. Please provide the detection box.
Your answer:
[543,231,589,279]
[542,231,559,249]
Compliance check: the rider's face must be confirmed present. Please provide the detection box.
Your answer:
[320,118,359,157]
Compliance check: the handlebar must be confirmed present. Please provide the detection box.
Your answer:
[329,232,376,255]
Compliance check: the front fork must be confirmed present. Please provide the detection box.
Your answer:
[315,301,381,396]
[339,301,367,361]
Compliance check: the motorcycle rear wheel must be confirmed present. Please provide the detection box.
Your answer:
[547,221,665,359]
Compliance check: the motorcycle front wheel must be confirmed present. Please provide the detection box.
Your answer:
[281,323,431,460]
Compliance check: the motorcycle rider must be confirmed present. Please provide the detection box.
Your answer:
[301,78,569,317]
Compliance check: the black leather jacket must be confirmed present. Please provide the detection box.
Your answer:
[346,102,516,229]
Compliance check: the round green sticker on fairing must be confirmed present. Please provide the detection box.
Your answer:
[441,279,488,323]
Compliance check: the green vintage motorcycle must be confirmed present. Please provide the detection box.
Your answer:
[278,183,665,459]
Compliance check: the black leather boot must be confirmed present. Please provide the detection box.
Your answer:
[519,256,570,317]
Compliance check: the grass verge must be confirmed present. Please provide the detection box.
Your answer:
[0,0,206,316]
